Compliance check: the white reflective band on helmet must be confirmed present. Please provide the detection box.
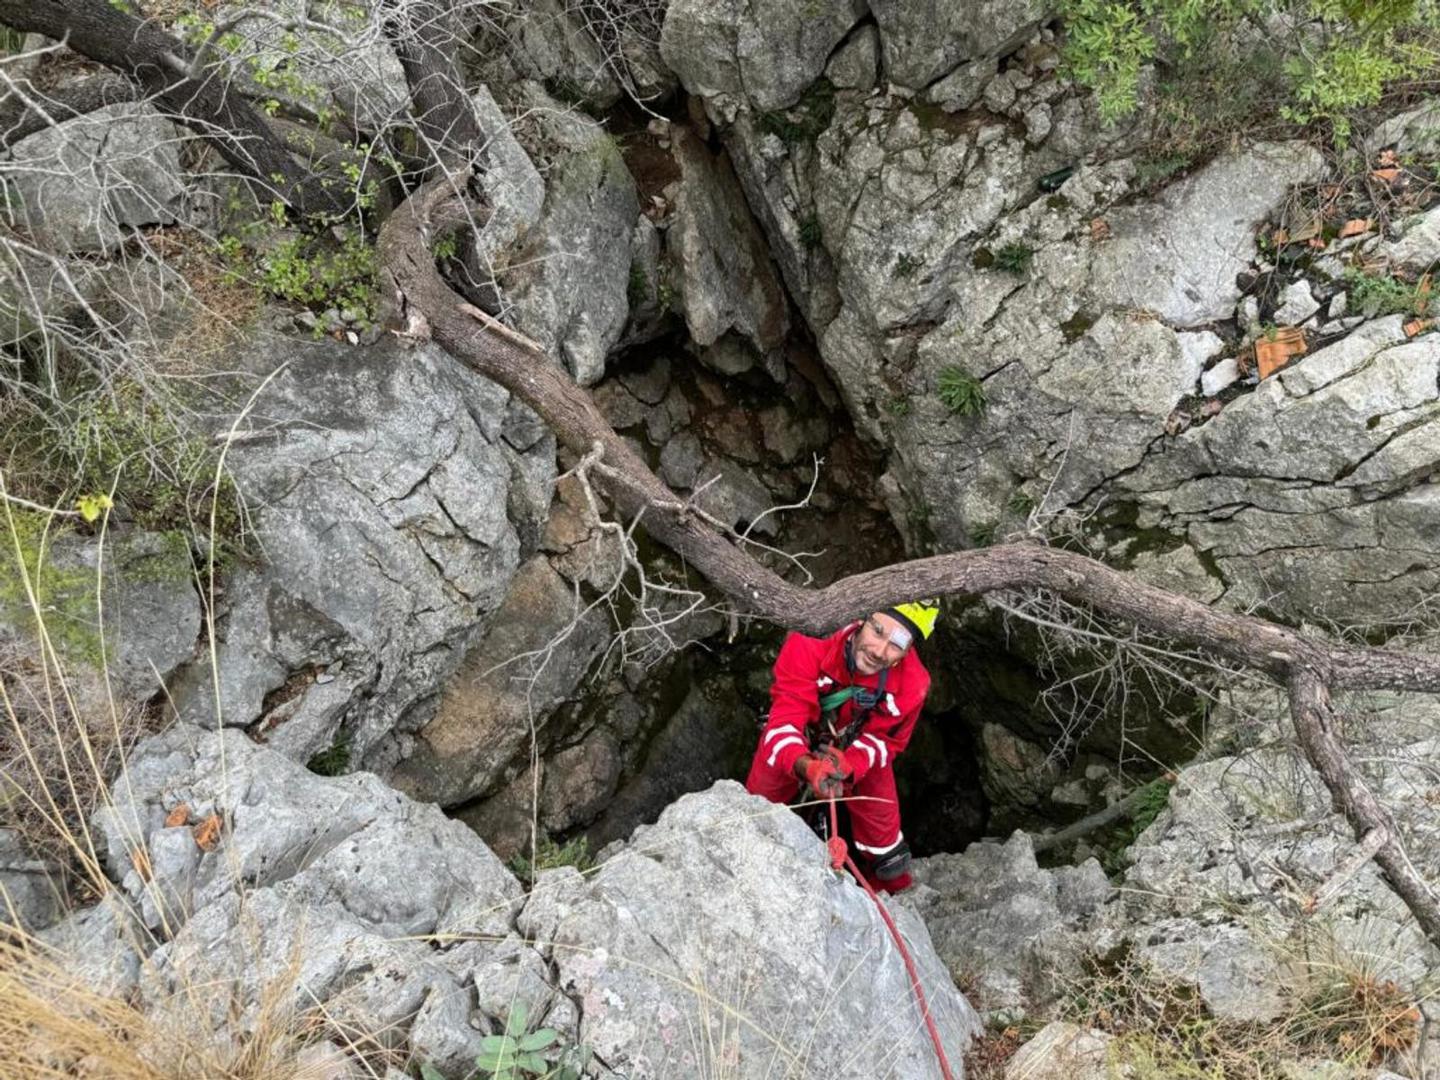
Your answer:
[763,724,801,746]
[887,626,912,649]
[766,735,804,767]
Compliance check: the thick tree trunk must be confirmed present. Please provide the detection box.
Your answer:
[0,73,137,149]
[0,0,345,215]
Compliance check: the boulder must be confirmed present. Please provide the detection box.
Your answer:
[7,103,186,254]
[87,726,531,1047]
[659,0,863,111]
[870,0,1049,89]
[389,554,610,808]
[0,828,62,931]
[668,129,789,355]
[167,332,554,766]
[909,832,1112,1020]
[1117,689,1440,996]
[518,781,983,1077]
[1004,1021,1117,1080]
[1121,317,1440,623]
[500,84,640,386]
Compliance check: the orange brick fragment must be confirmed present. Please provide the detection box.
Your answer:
[163,803,190,828]
[1254,327,1307,380]
[1404,318,1434,338]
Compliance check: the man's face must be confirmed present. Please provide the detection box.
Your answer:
[852,612,912,676]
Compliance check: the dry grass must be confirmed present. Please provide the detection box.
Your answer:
[0,932,353,1080]
[1054,939,1429,1079]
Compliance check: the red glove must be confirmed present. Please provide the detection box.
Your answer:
[794,746,852,799]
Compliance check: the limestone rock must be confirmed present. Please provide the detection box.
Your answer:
[871,0,1049,89]
[827,24,880,91]
[471,84,546,262]
[167,333,553,766]
[1090,142,1325,326]
[1005,1021,1117,1080]
[390,555,610,808]
[659,0,863,110]
[1274,280,1321,325]
[502,85,640,386]
[927,57,999,112]
[518,781,983,1077]
[1135,919,1286,1021]
[83,726,528,1045]
[668,130,789,354]
[0,828,62,932]
[909,832,1112,1019]
[7,103,186,254]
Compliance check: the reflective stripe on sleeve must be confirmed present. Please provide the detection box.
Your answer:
[763,724,801,746]
[766,735,805,768]
[853,740,876,768]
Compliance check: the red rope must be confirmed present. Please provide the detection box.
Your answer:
[827,796,955,1080]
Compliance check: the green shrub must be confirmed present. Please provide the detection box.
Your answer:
[1059,0,1439,142]
[937,365,987,416]
[758,79,836,145]
[893,252,924,279]
[219,224,378,328]
[507,834,593,886]
[306,735,350,777]
[992,243,1035,275]
[1344,266,1428,317]
[0,511,104,664]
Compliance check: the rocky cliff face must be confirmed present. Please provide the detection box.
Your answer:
[8,3,1440,1077]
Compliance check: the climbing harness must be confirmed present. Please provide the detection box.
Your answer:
[813,636,890,753]
[825,793,956,1080]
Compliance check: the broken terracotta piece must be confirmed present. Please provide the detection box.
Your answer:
[1254,326,1307,380]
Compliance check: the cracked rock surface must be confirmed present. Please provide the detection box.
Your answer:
[55,737,982,1079]
[167,332,555,767]
[520,780,982,1078]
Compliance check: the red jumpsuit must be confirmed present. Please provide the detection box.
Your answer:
[745,623,930,886]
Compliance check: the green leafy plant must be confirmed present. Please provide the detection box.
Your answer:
[758,78,836,145]
[472,1003,591,1080]
[506,835,593,886]
[1344,266,1428,317]
[937,365,987,416]
[798,213,823,250]
[1059,0,1440,140]
[306,736,350,777]
[627,263,650,307]
[992,243,1034,275]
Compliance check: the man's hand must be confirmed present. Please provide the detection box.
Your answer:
[794,745,852,799]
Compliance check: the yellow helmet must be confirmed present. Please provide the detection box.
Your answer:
[887,599,940,642]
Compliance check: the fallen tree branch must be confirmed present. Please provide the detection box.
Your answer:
[1031,777,1174,856]
[1304,826,1389,916]
[1288,669,1440,942]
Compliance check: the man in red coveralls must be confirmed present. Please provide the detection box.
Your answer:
[745,601,940,893]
